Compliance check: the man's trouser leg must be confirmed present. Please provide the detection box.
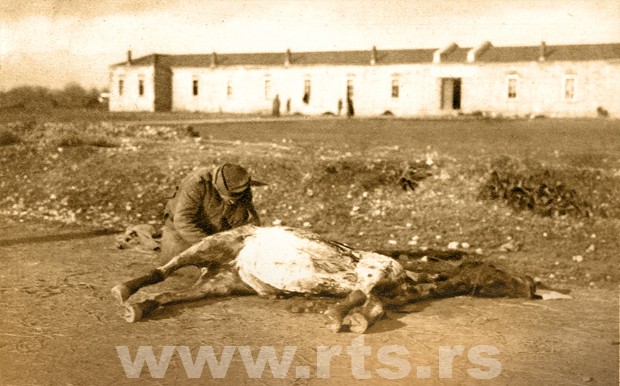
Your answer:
[160,220,193,262]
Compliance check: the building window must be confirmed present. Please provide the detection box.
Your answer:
[507,77,517,99]
[391,78,400,98]
[264,79,271,100]
[564,77,575,101]
[346,79,354,99]
[192,79,199,96]
[118,79,124,96]
[138,79,144,96]
[303,79,311,104]
[226,81,232,97]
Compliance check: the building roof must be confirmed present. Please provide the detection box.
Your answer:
[476,43,620,62]
[440,47,471,63]
[111,43,620,68]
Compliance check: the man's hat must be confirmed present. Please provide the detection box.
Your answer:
[214,163,266,196]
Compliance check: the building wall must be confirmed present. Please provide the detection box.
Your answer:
[459,60,620,117]
[111,59,620,117]
[172,67,268,113]
[109,66,155,112]
[153,61,172,112]
[171,64,444,116]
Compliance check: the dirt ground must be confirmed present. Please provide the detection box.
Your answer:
[0,220,617,386]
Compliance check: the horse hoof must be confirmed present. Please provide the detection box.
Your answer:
[111,284,131,303]
[324,309,343,333]
[123,304,142,323]
[348,313,369,334]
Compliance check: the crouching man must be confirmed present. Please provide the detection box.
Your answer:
[161,163,264,258]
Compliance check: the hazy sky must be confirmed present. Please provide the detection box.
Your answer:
[1,0,619,90]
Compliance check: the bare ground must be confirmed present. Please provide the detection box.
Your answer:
[0,220,617,386]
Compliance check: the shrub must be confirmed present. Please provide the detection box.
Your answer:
[479,162,593,217]
[0,84,103,112]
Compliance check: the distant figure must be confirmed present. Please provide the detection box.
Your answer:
[286,98,291,114]
[597,106,609,118]
[337,99,343,116]
[272,95,281,117]
[346,97,355,117]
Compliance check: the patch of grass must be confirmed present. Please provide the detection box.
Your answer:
[53,131,120,148]
[0,108,268,123]
[0,128,21,146]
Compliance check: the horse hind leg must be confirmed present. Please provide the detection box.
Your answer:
[122,286,212,323]
[122,269,256,323]
[118,264,222,322]
[111,269,166,304]
[111,241,217,304]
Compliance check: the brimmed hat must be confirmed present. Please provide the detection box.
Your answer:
[214,163,266,196]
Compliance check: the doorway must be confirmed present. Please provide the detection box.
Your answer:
[441,78,461,110]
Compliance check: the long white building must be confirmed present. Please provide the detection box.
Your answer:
[109,42,620,118]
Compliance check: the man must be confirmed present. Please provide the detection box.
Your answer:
[161,163,264,258]
[272,94,281,117]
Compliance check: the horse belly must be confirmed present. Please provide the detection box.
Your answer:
[235,227,357,296]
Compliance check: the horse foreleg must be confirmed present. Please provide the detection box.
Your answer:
[347,294,385,334]
[324,290,367,333]
[326,252,401,333]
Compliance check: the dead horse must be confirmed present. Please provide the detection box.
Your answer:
[111,225,537,333]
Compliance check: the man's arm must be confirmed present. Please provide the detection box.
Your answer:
[246,202,261,226]
[240,189,261,226]
[173,177,210,245]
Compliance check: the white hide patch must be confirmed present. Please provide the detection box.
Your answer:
[235,227,358,295]
[354,252,406,294]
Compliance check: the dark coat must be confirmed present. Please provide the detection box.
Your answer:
[161,167,260,258]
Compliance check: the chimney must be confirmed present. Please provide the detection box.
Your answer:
[370,45,378,65]
[285,49,292,66]
[433,42,458,64]
[467,41,492,63]
[211,51,217,68]
[538,41,547,62]
[127,50,132,65]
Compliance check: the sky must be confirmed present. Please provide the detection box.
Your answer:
[1,0,619,90]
